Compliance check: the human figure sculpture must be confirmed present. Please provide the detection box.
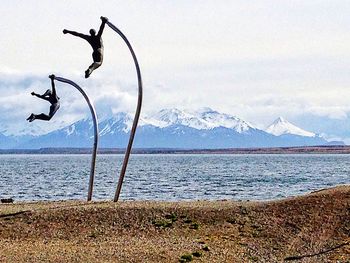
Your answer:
[63,16,108,78]
[27,75,60,122]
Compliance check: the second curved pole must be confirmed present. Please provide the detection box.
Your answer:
[105,20,143,202]
[55,76,99,202]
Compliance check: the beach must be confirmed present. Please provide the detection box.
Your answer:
[0,186,349,262]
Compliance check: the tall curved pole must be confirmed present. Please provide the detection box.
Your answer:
[105,20,143,202]
[54,76,99,202]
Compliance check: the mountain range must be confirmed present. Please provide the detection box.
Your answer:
[0,108,334,149]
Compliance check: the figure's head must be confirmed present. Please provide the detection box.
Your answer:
[89,29,96,36]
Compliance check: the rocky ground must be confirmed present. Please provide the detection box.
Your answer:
[0,186,349,262]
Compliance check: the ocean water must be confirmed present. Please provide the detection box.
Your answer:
[0,154,348,202]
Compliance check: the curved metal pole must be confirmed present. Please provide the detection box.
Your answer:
[105,20,143,202]
[54,76,99,202]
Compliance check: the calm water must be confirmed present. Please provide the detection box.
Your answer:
[0,154,349,201]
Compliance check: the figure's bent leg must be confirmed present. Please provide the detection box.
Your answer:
[85,50,103,78]
[27,104,59,122]
[85,61,102,78]
[26,113,34,121]
[32,113,51,121]
[48,103,60,118]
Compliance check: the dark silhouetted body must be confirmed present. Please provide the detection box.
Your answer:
[27,75,60,122]
[63,17,108,78]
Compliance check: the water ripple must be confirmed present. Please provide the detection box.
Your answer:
[0,154,349,201]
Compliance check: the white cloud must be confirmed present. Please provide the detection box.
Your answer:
[0,1,350,139]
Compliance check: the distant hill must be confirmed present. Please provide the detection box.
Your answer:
[2,145,350,154]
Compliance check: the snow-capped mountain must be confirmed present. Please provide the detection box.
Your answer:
[3,108,330,149]
[142,108,255,132]
[266,117,316,137]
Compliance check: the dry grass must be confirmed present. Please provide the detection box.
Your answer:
[0,186,349,262]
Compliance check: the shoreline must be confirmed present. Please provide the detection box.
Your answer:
[1,184,345,204]
[1,145,350,155]
[0,185,349,262]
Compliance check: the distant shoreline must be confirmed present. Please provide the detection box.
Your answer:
[1,145,350,154]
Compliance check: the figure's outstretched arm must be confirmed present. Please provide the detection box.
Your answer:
[31,92,49,101]
[63,29,89,41]
[97,16,108,38]
[49,75,57,98]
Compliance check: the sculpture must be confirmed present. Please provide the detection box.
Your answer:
[54,76,99,201]
[103,19,143,202]
[26,74,60,122]
[24,16,142,202]
[63,17,108,78]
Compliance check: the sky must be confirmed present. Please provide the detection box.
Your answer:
[1,1,350,141]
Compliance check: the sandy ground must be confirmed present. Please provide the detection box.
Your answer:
[0,186,349,262]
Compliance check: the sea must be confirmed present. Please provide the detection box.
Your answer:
[0,154,349,202]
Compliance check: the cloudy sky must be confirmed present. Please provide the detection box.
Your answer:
[1,1,350,141]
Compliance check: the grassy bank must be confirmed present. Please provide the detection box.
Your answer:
[0,186,349,262]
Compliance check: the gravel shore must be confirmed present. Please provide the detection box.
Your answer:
[0,186,349,262]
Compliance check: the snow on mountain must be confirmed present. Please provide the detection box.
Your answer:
[193,108,255,132]
[62,118,94,137]
[266,117,316,137]
[148,108,208,129]
[99,112,133,135]
[142,108,255,132]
